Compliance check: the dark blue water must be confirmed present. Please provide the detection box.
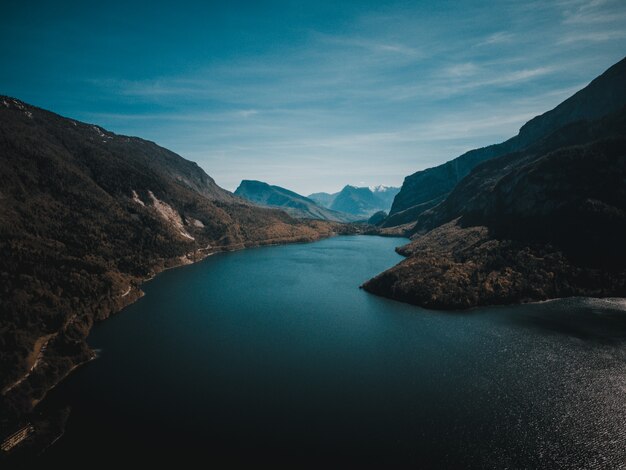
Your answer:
[41,236,626,467]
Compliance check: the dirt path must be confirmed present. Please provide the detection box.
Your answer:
[2,333,56,394]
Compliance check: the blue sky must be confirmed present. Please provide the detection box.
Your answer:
[2,0,625,194]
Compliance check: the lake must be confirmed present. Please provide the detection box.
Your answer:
[41,235,626,467]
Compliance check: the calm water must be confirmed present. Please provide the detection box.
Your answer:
[41,236,626,467]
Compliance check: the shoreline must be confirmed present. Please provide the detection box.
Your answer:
[13,231,352,423]
[0,227,379,459]
[31,352,97,409]
[6,231,625,461]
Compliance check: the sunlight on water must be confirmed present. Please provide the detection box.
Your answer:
[40,236,626,467]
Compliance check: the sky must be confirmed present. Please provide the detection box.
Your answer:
[1,1,625,194]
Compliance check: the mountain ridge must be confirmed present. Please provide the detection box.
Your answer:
[385,56,626,227]
[234,180,359,222]
[364,100,626,308]
[309,184,399,218]
[0,96,357,440]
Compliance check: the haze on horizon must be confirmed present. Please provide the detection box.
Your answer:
[1,0,625,195]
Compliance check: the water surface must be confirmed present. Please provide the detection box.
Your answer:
[42,236,626,467]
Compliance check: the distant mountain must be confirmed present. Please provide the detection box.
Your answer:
[329,186,381,217]
[308,185,399,218]
[385,56,626,227]
[364,80,626,308]
[234,180,358,222]
[307,191,337,208]
[0,96,353,435]
[369,185,400,209]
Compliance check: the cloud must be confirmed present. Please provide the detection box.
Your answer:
[556,0,626,44]
[560,0,626,24]
[75,1,626,194]
[475,31,516,47]
[558,29,626,44]
[444,62,481,77]
[236,109,259,118]
[313,32,422,58]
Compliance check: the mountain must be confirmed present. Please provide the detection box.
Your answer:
[385,56,626,227]
[329,186,381,217]
[369,185,400,209]
[307,191,337,208]
[234,180,358,222]
[367,211,388,226]
[412,105,626,237]
[363,103,626,309]
[309,185,400,218]
[0,96,355,435]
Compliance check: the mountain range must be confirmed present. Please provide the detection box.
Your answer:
[309,185,399,218]
[234,180,360,222]
[2,56,626,459]
[0,97,358,430]
[363,57,626,309]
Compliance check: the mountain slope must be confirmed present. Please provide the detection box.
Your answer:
[330,186,381,217]
[234,180,358,222]
[0,96,350,431]
[413,105,626,236]
[368,185,400,212]
[363,106,626,309]
[386,56,626,226]
[307,191,337,208]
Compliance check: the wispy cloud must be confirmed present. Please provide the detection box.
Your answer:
[560,0,626,24]
[313,32,423,58]
[559,29,626,44]
[475,31,516,47]
[444,62,481,77]
[18,0,625,194]
[556,0,626,45]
